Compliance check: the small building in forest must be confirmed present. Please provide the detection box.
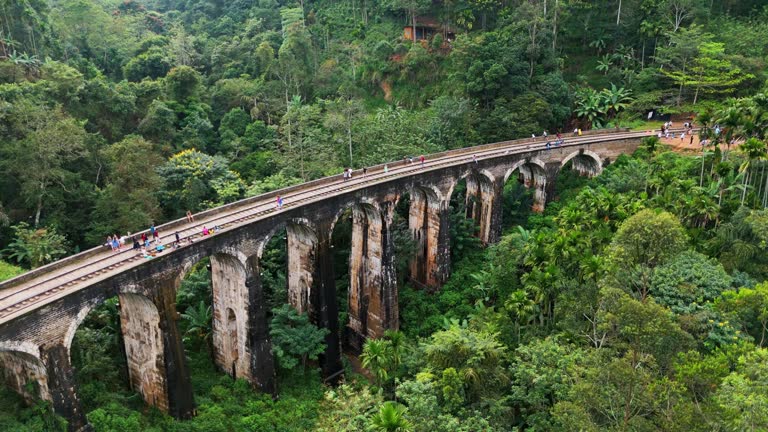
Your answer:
[403,18,455,42]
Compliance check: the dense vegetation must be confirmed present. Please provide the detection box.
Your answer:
[2,0,768,430]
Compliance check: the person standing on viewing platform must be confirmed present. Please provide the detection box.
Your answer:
[186,210,194,222]
[420,155,425,167]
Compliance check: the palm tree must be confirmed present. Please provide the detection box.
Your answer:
[739,138,767,205]
[181,300,213,354]
[361,339,391,387]
[369,402,412,432]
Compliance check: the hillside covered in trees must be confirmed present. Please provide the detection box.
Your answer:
[2,0,768,430]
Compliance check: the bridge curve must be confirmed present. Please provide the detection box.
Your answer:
[0,128,653,431]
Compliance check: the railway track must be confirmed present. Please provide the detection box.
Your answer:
[0,129,655,324]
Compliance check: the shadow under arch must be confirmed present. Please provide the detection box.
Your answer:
[560,149,603,177]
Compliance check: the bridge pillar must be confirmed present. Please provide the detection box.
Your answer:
[119,280,194,419]
[244,254,276,395]
[311,221,343,381]
[286,224,317,315]
[211,254,270,385]
[42,344,90,431]
[465,175,503,245]
[348,202,399,352]
[409,189,450,290]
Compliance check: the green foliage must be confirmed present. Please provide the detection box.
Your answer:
[315,384,383,431]
[651,250,732,314]
[0,260,23,282]
[157,149,245,216]
[368,401,413,432]
[422,321,507,403]
[3,222,67,268]
[269,304,329,371]
[609,209,688,269]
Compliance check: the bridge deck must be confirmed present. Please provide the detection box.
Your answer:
[0,130,653,325]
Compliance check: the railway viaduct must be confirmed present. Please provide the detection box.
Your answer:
[0,129,649,430]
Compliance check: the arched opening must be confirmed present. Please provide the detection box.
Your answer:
[501,170,536,229]
[226,308,238,379]
[502,160,548,219]
[0,348,51,419]
[68,296,136,414]
[330,206,354,349]
[259,221,328,387]
[447,175,482,263]
[555,151,603,202]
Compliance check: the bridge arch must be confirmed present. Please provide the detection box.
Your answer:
[0,344,50,403]
[560,149,603,177]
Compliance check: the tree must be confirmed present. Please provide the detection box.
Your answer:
[368,401,413,432]
[717,283,768,347]
[91,135,163,239]
[421,321,507,402]
[664,42,753,105]
[165,65,202,102]
[650,250,732,314]
[3,222,67,269]
[269,304,329,371]
[608,209,687,270]
[156,149,245,217]
[3,103,87,227]
[716,348,768,431]
[181,300,213,354]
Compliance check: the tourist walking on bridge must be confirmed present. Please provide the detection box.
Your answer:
[420,155,425,167]
[186,210,194,222]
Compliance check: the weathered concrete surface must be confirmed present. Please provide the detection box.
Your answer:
[408,188,451,289]
[286,223,317,314]
[119,293,167,411]
[348,202,399,351]
[243,254,276,395]
[210,254,250,381]
[0,350,49,404]
[119,275,195,419]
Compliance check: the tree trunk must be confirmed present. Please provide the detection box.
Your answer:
[616,0,622,26]
[741,168,749,205]
[34,188,43,228]
[347,117,353,167]
[552,0,558,50]
[677,60,687,106]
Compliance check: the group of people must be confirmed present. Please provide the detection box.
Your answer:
[659,120,696,144]
[402,155,426,167]
[545,132,565,149]
[106,217,212,260]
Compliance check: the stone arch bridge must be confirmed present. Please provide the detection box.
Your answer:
[0,129,649,430]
